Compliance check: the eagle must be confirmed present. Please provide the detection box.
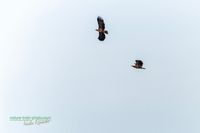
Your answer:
[132,60,145,69]
[96,16,108,41]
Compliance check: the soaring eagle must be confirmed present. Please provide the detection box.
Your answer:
[132,60,145,69]
[96,16,108,41]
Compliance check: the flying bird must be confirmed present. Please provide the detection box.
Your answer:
[132,60,145,69]
[96,16,108,41]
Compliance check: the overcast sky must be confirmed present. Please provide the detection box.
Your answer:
[1,0,200,133]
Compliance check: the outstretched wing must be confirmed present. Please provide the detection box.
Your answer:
[98,32,105,41]
[135,60,143,66]
[97,16,105,30]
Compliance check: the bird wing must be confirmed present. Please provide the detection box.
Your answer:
[97,16,105,30]
[98,32,105,41]
[135,60,143,66]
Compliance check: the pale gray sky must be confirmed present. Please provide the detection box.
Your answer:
[1,0,200,133]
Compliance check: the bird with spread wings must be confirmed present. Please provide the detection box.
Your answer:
[132,60,145,69]
[96,16,108,41]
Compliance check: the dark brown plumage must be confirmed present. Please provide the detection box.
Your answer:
[132,60,145,69]
[96,16,108,41]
